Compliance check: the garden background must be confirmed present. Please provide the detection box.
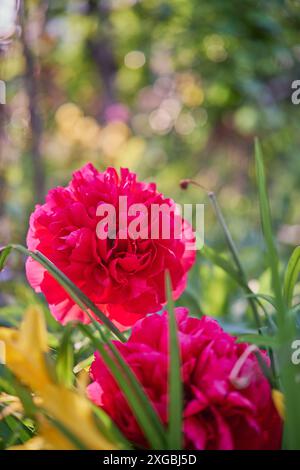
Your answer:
[1,0,300,323]
[1,0,300,450]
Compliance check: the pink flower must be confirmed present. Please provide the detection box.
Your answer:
[88,308,282,449]
[26,164,195,329]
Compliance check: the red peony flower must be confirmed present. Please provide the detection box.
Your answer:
[87,308,282,449]
[26,164,195,329]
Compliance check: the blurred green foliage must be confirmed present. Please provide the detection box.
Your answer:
[1,0,300,324]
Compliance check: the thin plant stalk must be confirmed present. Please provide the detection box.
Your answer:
[181,179,261,328]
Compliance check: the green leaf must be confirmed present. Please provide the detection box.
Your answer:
[102,334,167,446]
[77,308,166,449]
[254,139,286,326]
[166,272,183,450]
[91,405,130,449]
[202,246,244,288]
[4,414,33,446]
[12,378,37,418]
[237,333,279,348]
[289,302,300,316]
[78,324,167,450]
[207,192,262,328]
[0,244,125,342]
[254,139,300,449]
[73,354,94,374]
[176,286,203,317]
[0,246,12,271]
[56,326,74,388]
[203,246,272,326]
[284,246,300,309]
[33,249,125,341]
[244,293,278,332]
[245,293,277,309]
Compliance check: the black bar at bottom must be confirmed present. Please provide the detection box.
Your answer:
[0,450,299,467]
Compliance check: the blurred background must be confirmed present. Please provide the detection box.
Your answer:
[1,0,300,324]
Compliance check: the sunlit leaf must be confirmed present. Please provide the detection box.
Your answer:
[0,244,125,342]
[56,326,74,388]
[284,246,300,309]
[166,273,183,450]
[79,324,167,450]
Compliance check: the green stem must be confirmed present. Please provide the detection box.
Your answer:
[208,192,261,328]
[184,180,261,328]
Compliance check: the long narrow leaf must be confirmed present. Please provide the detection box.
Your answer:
[56,326,74,388]
[166,273,183,450]
[74,301,166,446]
[0,244,125,342]
[203,246,244,288]
[73,354,94,374]
[254,139,300,449]
[284,246,300,309]
[203,246,272,326]
[237,333,279,348]
[0,246,12,271]
[78,324,167,449]
[254,139,286,326]
[91,405,131,449]
[101,332,167,446]
[245,293,277,309]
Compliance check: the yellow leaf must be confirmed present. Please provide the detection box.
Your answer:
[0,306,52,392]
[0,306,121,450]
[272,389,285,420]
